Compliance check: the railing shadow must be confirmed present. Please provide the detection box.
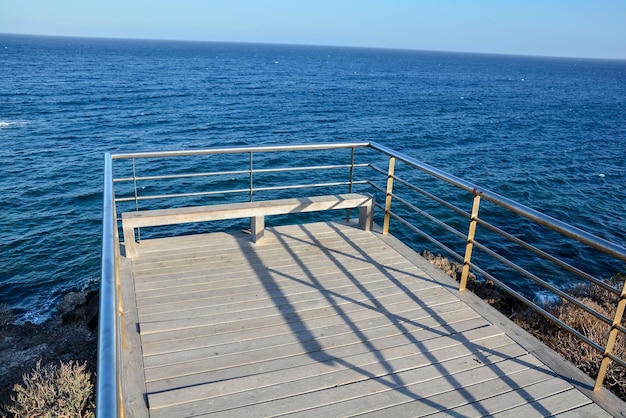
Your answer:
[230,221,561,416]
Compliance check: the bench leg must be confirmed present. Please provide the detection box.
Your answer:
[359,200,374,232]
[123,225,137,258]
[251,215,265,243]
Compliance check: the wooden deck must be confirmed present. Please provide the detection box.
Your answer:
[118,221,623,417]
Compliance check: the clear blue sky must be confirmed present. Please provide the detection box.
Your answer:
[1,0,625,59]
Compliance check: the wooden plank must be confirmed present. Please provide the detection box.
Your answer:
[143,309,487,381]
[134,257,427,305]
[132,221,355,256]
[123,194,373,228]
[136,274,440,320]
[131,243,408,280]
[131,232,377,269]
[134,265,416,304]
[553,403,613,417]
[145,317,507,396]
[490,386,599,417]
[131,247,411,283]
[138,287,464,336]
[142,301,482,370]
[117,257,149,417]
[242,352,547,418]
[139,288,460,354]
[131,226,374,263]
[147,328,510,415]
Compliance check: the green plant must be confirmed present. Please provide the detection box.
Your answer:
[3,360,94,417]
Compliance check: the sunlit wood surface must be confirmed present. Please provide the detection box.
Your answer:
[118,221,617,417]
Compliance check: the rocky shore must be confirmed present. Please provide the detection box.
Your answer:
[0,290,99,405]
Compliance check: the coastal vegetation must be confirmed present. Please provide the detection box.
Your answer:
[0,291,97,416]
[2,361,94,417]
[421,251,626,400]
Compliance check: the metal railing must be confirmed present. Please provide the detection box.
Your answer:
[98,153,121,418]
[99,142,626,415]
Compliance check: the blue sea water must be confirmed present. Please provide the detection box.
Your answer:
[1,34,625,323]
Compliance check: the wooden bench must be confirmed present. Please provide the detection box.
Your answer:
[122,193,374,258]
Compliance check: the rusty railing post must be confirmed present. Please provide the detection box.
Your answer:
[460,190,481,291]
[595,283,626,390]
[383,157,395,235]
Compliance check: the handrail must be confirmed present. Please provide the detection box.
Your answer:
[100,141,626,411]
[97,153,121,417]
[111,142,371,160]
[368,141,626,261]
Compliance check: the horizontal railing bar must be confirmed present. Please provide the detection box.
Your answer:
[115,188,250,203]
[367,181,386,195]
[392,193,468,241]
[253,180,367,193]
[390,172,471,220]
[368,164,387,177]
[383,206,464,264]
[475,217,620,296]
[368,141,626,262]
[113,169,250,183]
[467,260,607,356]
[113,163,371,184]
[254,163,369,174]
[472,239,615,328]
[606,351,626,370]
[371,163,469,220]
[114,180,370,203]
[112,142,371,160]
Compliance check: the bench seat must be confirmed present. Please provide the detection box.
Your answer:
[122,193,374,258]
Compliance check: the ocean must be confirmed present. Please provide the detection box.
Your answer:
[1,34,625,323]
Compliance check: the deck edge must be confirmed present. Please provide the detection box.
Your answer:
[369,221,626,418]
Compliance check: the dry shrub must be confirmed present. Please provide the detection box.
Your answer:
[2,360,94,417]
[516,288,626,400]
[422,252,626,400]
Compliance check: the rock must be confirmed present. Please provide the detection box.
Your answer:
[58,290,99,328]
[0,290,98,405]
[85,290,99,330]
[57,291,87,316]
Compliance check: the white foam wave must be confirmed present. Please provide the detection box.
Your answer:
[533,290,560,307]
[0,121,11,128]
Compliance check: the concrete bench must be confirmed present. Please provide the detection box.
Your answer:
[122,193,374,258]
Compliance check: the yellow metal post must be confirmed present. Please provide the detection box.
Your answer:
[460,193,481,291]
[382,157,395,235]
[595,285,626,391]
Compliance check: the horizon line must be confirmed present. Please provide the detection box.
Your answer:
[2,31,625,62]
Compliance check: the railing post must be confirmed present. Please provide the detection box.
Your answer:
[460,191,481,291]
[383,157,395,235]
[595,284,626,390]
[346,147,355,222]
[249,152,254,202]
[132,158,140,242]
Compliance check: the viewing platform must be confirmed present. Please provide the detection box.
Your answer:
[118,221,621,416]
[99,143,626,417]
